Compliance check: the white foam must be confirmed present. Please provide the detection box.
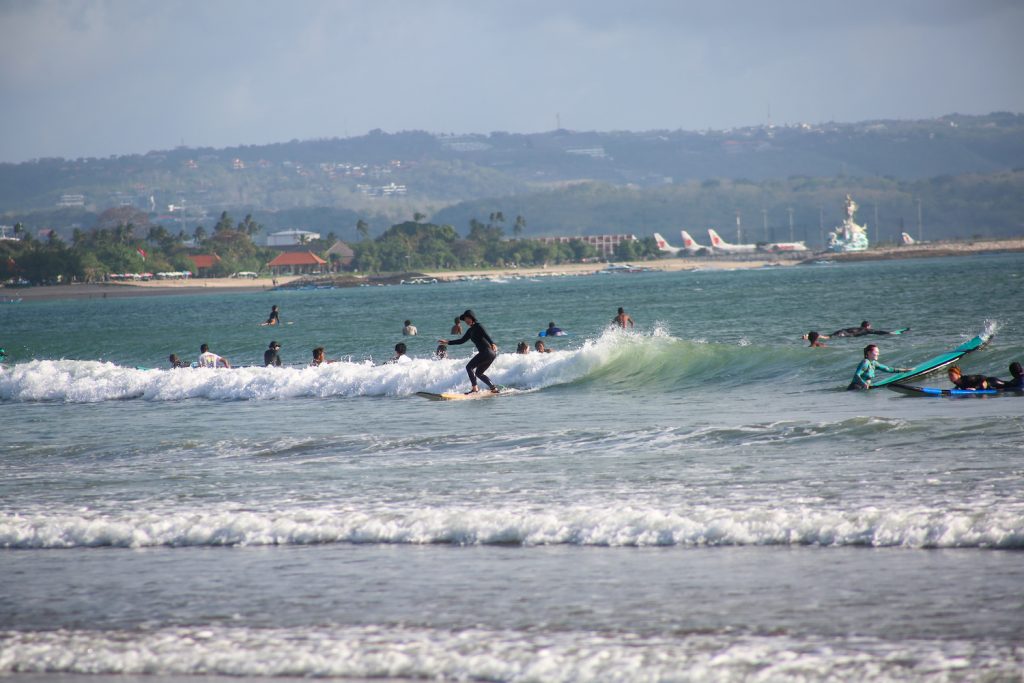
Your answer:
[2,502,1021,549]
[0,330,665,403]
[0,626,1018,680]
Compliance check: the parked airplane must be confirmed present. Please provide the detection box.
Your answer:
[653,232,682,255]
[707,228,757,253]
[900,232,916,245]
[759,240,808,253]
[680,230,710,254]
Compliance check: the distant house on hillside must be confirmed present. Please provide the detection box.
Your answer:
[266,229,321,247]
[325,241,354,269]
[267,251,327,276]
[186,253,221,277]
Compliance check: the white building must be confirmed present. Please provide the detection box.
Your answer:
[266,229,321,247]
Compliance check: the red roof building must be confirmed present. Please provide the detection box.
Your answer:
[186,253,221,277]
[267,251,327,275]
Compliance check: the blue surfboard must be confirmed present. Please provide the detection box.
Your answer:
[886,384,999,397]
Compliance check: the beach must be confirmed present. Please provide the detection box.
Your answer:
[6,237,1023,302]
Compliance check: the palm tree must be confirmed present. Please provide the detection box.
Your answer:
[356,219,369,241]
[514,215,526,239]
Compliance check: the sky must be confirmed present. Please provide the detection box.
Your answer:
[1,0,1022,163]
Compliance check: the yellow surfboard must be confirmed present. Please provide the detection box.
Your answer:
[416,390,504,401]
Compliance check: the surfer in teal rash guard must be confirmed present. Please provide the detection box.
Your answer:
[847,344,908,390]
[438,309,499,393]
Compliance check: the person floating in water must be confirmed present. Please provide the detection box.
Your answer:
[438,309,499,393]
[310,347,336,366]
[402,320,418,336]
[847,344,906,390]
[264,340,282,367]
[534,340,552,353]
[806,331,827,348]
[947,365,988,390]
[990,361,1024,390]
[434,344,448,360]
[389,342,412,364]
[261,305,280,326]
[516,341,530,354]
[168,353,189,368]
[542,322,565,337]
[198,343,231,368]
[612,307,634,329]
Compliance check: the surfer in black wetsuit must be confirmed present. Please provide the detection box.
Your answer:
[829,321,903,338]
[263,341,282,367]
[438,309,499,393]
[947,365,988,390]
[261,305,280,326]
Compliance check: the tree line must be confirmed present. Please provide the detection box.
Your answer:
[0,209,663,286]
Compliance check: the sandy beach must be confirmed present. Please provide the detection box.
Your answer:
[5,238,1022,302]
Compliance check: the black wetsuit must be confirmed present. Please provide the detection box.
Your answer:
[953,374,988,390]
[266,310,280,325]
[447,322,497,389]
[830,326,892,338]
[264,349,281,367]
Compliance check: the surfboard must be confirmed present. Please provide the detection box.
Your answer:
[416,389,506,401]
[888,327,910,335]
[870,332,991,389]
[886,384,999,397]
[538,330,568,337]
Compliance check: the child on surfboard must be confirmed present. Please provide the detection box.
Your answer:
[438,310,499,394]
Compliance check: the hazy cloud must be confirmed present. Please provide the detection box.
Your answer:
[1,0,1022,161]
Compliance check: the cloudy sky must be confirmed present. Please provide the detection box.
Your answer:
[1,0,1022,162]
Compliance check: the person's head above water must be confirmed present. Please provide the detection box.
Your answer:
[1010,361,1023,379]
[861,321,871,329]
[863,344,879,359]
[807,331,821,344]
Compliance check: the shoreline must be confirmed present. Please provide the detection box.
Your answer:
[5,238,1023,302]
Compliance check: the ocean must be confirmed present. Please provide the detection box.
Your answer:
[1,253,1022,682]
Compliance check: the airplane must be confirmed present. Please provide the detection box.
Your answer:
[652,232,683,255]
[680,230,710,254]
[759,240,808,253]
[707,228,757,253]
[900,232,916,245]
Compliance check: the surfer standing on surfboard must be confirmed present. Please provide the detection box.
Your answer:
[438,310,499,394]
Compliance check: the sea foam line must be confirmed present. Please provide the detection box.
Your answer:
[2,504,1021,550]
[0,626,1019,681]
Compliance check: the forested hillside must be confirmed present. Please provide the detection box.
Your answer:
[2,113,1023,244]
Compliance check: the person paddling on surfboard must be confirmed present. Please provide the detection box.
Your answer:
[947,365,988,390]
[847,344,907,390]
[438,309,499,394]
[829,321,906,338]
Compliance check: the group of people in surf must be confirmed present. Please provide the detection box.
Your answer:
[806,321,1023,391]
[166,305,637,395]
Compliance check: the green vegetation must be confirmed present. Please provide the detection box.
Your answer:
[0,208,670,285]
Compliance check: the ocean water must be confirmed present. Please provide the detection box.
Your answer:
[1,253,1022,682]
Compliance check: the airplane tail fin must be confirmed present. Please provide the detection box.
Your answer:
[707,228,725,247]
[901,232,916,245]
[680,230,706,252]
[655,232,679,253]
